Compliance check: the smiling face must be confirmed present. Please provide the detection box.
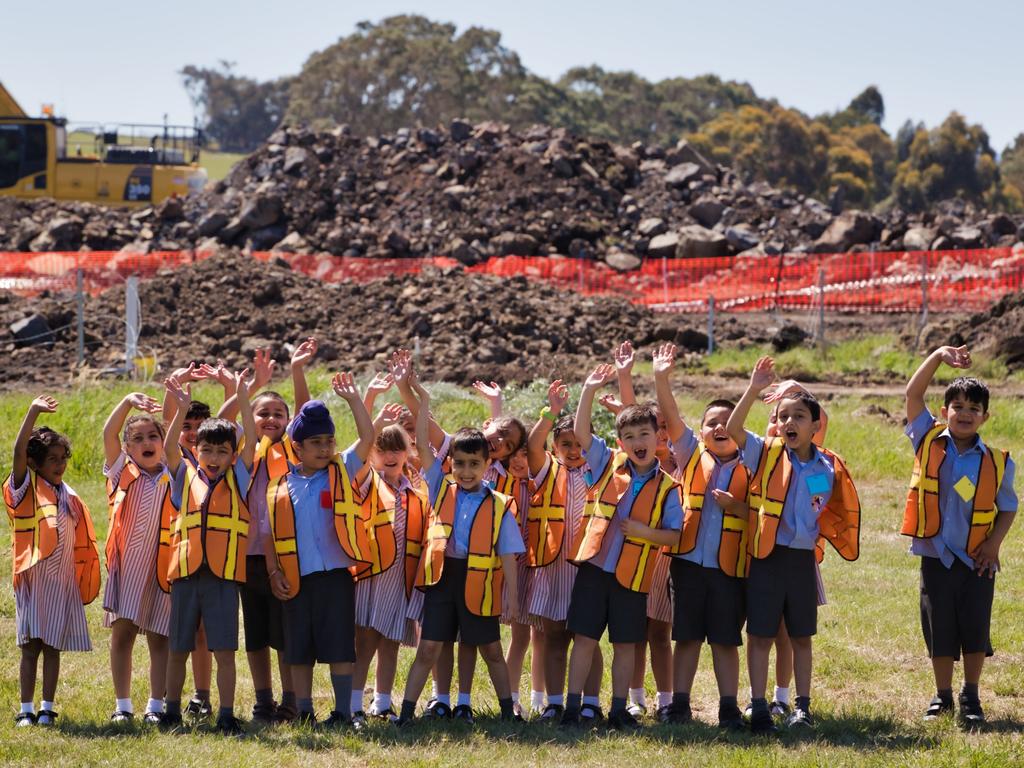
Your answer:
[507,447,529,480]
[774,397,820,456]
[181,417,204,449]
[31,444,70,486]
[293,433,337,474]
[941,394,989,444]
[123,418,164,473]
[701,405,739,459]
[253,396,289,443]
[196,439,237,480]
[451,448,488,492]
[617,421,659,472]
[553,429,586,469]
[482,420,523,463]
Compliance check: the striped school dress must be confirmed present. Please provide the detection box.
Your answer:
[9,475,92,651]
[500,477,538,628]
[646,552,673,623]
[102,454,172,636]
[355,474,418,646]
[527,458,587,624]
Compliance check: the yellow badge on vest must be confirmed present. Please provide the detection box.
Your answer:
[953,475,976,502]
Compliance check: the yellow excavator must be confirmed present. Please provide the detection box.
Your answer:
[0,80,207,205]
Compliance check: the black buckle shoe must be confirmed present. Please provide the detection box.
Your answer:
[252,701,278,723]
[749,707,778,735]
[35,709,58,726]
[185,697,212,719]
[215,714,244,735]
[718,704,745,731]
[785,707,815,729]
[924,695,954,721]
[422,700,452,720]
[14,712,36,727]
[110,710,135,724]
[666,702,692,724]
[579,703,605,725]
[318,711,350,730]
[540,703,564,721]
[452,704,475,725]
[608,709,642,732]
[559,708,581,728]
[159,711,183,731]
[958,693,985,728]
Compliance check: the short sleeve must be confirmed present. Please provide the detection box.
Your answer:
[341,447,364,481]
[425,460,445,507]
[4,471,31,508]
[585,435,611,478]
[531,453,553,486]
[103,451,128,483]
[496,502,527,555]
[659,485,683,531]
[739,430,765,473]
[669,426,699,468]
[170,461,188,509]
[997,456,1019,514]
[233,457,252,497]
[905,408,937,452]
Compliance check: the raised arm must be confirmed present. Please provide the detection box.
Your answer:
[472,380,503,419]
[12,396,58,486]
[235,368,258,470]
[163,364,198,425]
[391,349,446,451]
[104,393,161,466]
[575,363,616,452]
[906,345,971,423]
[411,378,436,474]
[614,341,637,407]
[333,371,375,463]
[363,372,394,414]
[163,378,192,476]
[291,337,318,412]
[372,402,404,436]
[652,343,685,443]
[528,379,569,475]
[217,349,273,420]
[727,356,775,447]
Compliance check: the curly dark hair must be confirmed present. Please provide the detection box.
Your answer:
[27,427,72,467]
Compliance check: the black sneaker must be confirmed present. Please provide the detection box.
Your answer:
[142,711,163,725]
[159,711,183,731]
[958,693,986,728]
[718,704,745,731]
[579,703,605,725]
[665,702,692,724]
[274,701,298,723]
[252,701,277,723]
[749,707,778,735]
[110,710,135,724]
[770,699,792,717]
[656,704,676,724]
[559,708,582,728]
[540,703,564,721]
[785,707,815,729]
[422,700,452,720]
[185,697,212,719]
[923,695,954,721]
[36,710,58,727]
[215,714,244,735]
[608,709,642,732]
[452,704,475,725]
[318,711,349,731]
[14,712,36,727]
[350,711,367,731]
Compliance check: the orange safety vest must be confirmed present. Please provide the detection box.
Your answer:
[168,463,250,584]
[527,455,570,567]
[670,444,751,577]
[3,470,100,604]
[747,437,860,564]
[107,460,176,593]
[569,451,681,593]
[265,457,370,599]
[901,423,1008,554]
[252,434,298,485]
[414,479,514,617]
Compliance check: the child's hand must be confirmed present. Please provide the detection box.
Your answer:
[749,356,776,393]
[379,402,404,426]
[619,517,646,538]
[389,349,412,386]
[126,392,162,414]
[164,377,192,408]
[234,368,252,400]
[291,337,318,368]
[251,348,277,389]
[547,379,570,413]
[367,372,394,398]
[472,380,502,402]
[332,371,360,402]
[269,569,291,601]
[584,363,616,390]
[196,359,234,390]
[598,393,623,415]
[938,345,972,369]
[763,379,808,404]
[170,363,199,384]
[652,343,677,375]
[711,488,748,515]
[614,341,635,374]
[30,395,59,414]
[971,538,1001,578]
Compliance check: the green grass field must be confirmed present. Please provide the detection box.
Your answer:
[1,351,1023,766]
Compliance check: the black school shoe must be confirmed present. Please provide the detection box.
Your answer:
[923,695,954,721]
[580,703,605,725]
[142,711,163,725]
[718,704,745,731]
[664,702,692,725]
[159,712,184,731]
[607,709,642,732]
[294,711,317,728]
[749,708,778,735]
[215,714,245,735]
[36,710,58,726]
[540,703,564,721]
[785,707,815,729]
[251,701,278,723]
[422,700,452,720]
[14,712,36,727]
[559,708,581,728]
[110,710,135,724]
[452,704,475,724]
[185,696,212,719]
[958,693,986,728]
[318,711,350,731]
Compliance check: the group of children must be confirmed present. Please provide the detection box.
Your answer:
[4,338,1017,734]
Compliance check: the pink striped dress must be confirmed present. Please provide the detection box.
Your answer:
[527,456,588,624]
[646,553,673,623]
[8,474,92,651]
[355,473,418,646]
[500,476,538,628]
[102,454,172,636]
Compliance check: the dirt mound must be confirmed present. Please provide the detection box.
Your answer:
[2,122,1021,263]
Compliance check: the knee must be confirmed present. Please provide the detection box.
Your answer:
[789,635,812,651]
[417,641,442,666]
[648,623,671,647]
[213,650,236,667]
[749,635,775,651]
[479,642,504,663]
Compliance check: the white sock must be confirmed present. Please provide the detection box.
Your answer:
[774,686,790,705]
[146,698,164,714]
[115,697,133,714]
[657,691,672,709]
[582,695,600,707]
[350,690,364,713]
[435,694,451,707]
[531,690,545,709]
[372,691,392,713]
[456,692,471,707]
[20,702,34,715]
[431,681,440,698]
[628,688,646,707]
[548,694,563,706]
[510,691,520,705]
[41,700,55,712]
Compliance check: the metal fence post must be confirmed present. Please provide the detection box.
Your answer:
[75,268,85,367]
[125,276,140,374]
[662,256,669,306]
[707,295,715,355]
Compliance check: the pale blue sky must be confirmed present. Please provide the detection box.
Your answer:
[3,0,1021,151]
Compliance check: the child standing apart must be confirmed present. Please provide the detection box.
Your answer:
[102,392,173,724]
[4,396,100,727]
[904,346,1017,726]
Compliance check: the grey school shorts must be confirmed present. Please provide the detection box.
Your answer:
[169,566,240,653]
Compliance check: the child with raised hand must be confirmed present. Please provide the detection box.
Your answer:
[904,345,1017,727]
[726,356,860,734]
[652,343,748,729]
[526,379,605,722]
[5,396,100,727]
[161,369,257,735]
[395,378,525,727]
[264,372,375,730]
[351,403,427,725]
[561,363,683,732]
[102,391,174,725]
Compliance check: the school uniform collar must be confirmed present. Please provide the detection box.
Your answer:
[784,443,829,468]
[937,427,985,456]
[626,459,661,480]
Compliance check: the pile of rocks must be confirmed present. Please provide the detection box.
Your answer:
[2,121,1021,266]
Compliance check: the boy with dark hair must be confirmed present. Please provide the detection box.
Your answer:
[161,369,257,735]
[904,345,1017,726]
[726,357,860,734]
[395,379,525,726]
[560,363,683,731]
[652,343,748,729]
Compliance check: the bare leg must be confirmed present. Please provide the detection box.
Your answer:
[374,639,401,699]
[353,626,382,711]
[165,650,189,705]
[584,644,604,698]
[672,639,701,694]
[647,619,672,700]
[774,619,794,692]
[478,640,511,699]
[403,640,443,705]
[457,642,477,696]
[432,641,454,699]
[505,622,532,698]
[40,645,60,702]
[246,646,273,692]
[19,639,42,703]
[630,639,647,691]
[541,619,570,697]
[789,635,813,699]
[931,656,955,691]
[747,634,774,700]
[277,651,293,698]
[191,622,212,699]
[529,626,546,699]
[709,643,740,698]
[566,635,599,696]
[611,642,635,701]
[963,652,985,687]
[145,631,169,701]
[213,649,236,710]
[109,619,138,700]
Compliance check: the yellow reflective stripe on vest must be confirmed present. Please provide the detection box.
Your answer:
[913,425,944,538]
[467,493,505,615]
[332,459,364,561]
[207,470,245,581]
[364,478,396,574]
[750,440,785,556]
[422,482,454,585]
[683,445,707,512]
[624,475,671,592]
[591,451,629,519]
